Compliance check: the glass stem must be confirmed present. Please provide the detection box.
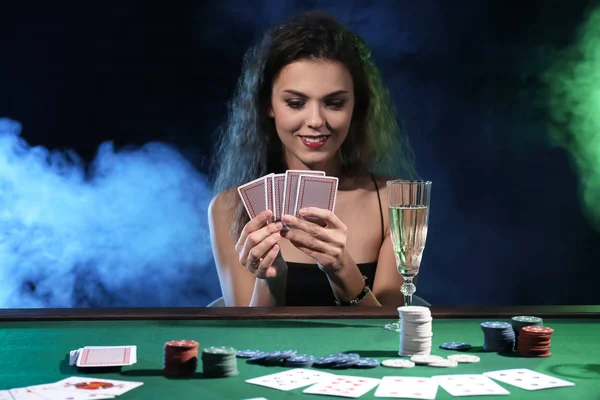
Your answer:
[401,276,416,306]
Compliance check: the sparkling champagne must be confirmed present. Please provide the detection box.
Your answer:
[389,205,429,276]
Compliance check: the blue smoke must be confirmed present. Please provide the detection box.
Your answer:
[0,118,220,308]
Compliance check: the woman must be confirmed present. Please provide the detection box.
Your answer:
[208,11,416,307]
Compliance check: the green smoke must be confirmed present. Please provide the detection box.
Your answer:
[544,5,600,230]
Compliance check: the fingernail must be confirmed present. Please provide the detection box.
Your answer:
[273,233,281,240]
[299,208,307,215]
[282,215,292,223]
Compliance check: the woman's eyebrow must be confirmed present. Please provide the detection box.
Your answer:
[281,89,349,98]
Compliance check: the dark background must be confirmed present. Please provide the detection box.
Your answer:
[1,0,599,308]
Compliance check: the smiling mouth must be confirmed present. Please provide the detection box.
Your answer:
[299,136,328,143]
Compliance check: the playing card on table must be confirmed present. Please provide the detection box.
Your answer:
[238,176,268,219]
[24,384,115,400]
[46,377,143,397]
[9,388,44,400]
[76,345,136,367]
[432,374,510,397]
[294,175,338,217]
[484,368,575,391]
[282,170,325,217]
[272,173,285,221]
[374,376,438,399]
[303,375,380,398]
[246,368,334,391]
[0,391,14,400]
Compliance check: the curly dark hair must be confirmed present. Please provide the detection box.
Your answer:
[211,11,416,236]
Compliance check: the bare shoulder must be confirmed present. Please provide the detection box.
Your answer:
[209,188,239,226]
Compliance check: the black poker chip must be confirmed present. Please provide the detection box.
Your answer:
[439,342,472,351]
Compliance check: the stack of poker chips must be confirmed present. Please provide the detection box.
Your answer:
[245,350,297,366]
[163,340,199,377]
[201,346,239,377]
[480,321,516,352]
[517,325,554,357]
[283,354,316,368]
[511,315,543,347]
[397,306,433,356]
[313,353,380,369]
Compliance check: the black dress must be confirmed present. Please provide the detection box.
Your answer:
[284,174,385,306]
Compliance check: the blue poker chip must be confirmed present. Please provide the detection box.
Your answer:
[353,358,380,368]
[439,342,472,351]
[313,355,339,368]
[236,349,262,358]
[480,321,511,329]
[283,354,316,367]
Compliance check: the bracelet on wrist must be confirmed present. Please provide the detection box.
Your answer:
[334,275,371,306]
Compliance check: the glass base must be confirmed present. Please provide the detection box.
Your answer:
[383,321,400,332]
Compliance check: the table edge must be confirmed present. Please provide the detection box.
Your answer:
[0,306,598,321]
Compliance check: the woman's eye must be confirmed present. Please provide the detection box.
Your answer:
[326,100,346,109]
[286,100,305,109]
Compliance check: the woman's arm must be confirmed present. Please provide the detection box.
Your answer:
[208,191,287,306]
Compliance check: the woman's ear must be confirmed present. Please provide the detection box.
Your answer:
[268,107,274,118]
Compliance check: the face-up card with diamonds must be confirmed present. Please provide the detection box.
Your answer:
[303,375,380,398]
[374,376,438,399]
[245,368,334,391]
[238,176,268,219]
[484,369,575,391]
[282,170,325,217]
[433,374,510,397]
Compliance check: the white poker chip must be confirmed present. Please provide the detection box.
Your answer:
[410,355,445,365]
[397,306,431,314]
[447,354,480,363]
[428,359,459,368]
[381,359,416,368]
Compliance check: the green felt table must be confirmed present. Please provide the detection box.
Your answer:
[0,306,599,399]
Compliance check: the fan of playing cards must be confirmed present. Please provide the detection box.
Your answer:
[238,170,338,221]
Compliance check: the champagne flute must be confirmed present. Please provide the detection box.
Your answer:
[383,179,432,332]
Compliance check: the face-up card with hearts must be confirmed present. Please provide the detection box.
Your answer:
[238,176,268,219]
[432,374,510,397]
[272,173,285,221]
[294,175,338,217]
[77,345,137,367]
[282,170,325,217]
[374,376,438,399]
[246,368,334,391]
[303,375,380,398]
[484,369,575,391]
[45,377,143,397]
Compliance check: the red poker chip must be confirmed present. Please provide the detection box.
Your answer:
[521,326,554,334]
[165,340,199,348]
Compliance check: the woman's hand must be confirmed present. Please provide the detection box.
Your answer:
[235,210,286,279]
[281,207,348,273]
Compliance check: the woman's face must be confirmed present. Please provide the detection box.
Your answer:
[269,59,355,172]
